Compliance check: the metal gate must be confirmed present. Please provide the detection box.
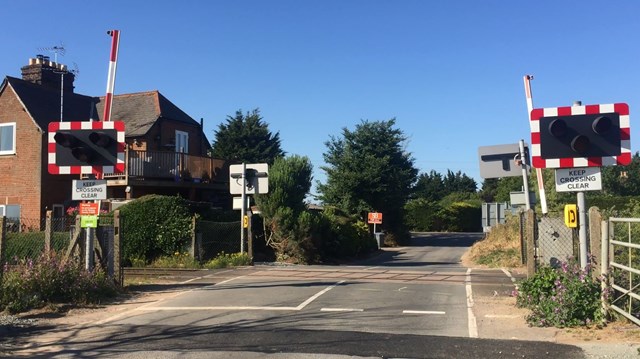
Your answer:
[603,217,640,326]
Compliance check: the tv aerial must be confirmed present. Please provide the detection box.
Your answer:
[38,43,66,63]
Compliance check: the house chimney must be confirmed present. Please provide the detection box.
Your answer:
[20,56,75,92]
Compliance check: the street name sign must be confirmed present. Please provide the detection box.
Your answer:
[555,167,602,192]
[72,180,107,200]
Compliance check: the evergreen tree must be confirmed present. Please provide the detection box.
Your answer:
[318,119,418,236]
[413,170,445,201]
[210,108,285,165]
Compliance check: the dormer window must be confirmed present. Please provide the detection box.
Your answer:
[0,122,16,155]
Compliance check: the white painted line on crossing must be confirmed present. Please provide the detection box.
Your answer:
[95,274,248,325]
[295,280,346,310]
[501,268,518,288]
[466,268,478,338]
[402,310,445,315]
[180,269,234,284]
[321,308,364,312]
[137,306,298,311]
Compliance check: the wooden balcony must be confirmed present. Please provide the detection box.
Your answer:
[102,150,229,187]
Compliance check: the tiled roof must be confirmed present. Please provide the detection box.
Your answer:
[4,76,97,131]
[95,91,202,137]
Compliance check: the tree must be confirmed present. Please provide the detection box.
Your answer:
[318,119,418,237]
[254,155,316,262]
[413,170,445,201]
[442,170,477,194]
[210,108,284,165]
[601,152,640,196]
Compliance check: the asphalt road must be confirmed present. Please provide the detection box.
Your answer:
[4,232,587,358]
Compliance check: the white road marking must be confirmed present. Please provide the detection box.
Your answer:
[321,308,364,312]
[295,280,345,310]
[466,268,478,338]
[180,269,234,284]
[95,274,247,324]
[138,306,298,311]
[137,280,347,313]
[402,310,445,315]
[501,267,518,288]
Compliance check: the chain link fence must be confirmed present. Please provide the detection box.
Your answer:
[193,220,241,261]
[520,210,580,275]
[536,212,578,268]
[1,216,75,262]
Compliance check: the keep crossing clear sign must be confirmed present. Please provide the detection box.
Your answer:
[555,167,602,192]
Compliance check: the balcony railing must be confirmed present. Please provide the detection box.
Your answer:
[103,150,227,183]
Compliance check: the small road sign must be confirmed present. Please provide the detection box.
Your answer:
[72,180,107,200]
[229,163,269,195]
[79,202,100,216]
[81,216,98,228]
[368,212,383,224]
[564,204,578,228]
[555,167,602,192]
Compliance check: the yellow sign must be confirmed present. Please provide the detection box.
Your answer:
[564,204,578,228]
[243,215,249,228]
[81,215,98,228]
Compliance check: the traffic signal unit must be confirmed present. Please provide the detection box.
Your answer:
[48,121,125,175]
[530,103,631,169]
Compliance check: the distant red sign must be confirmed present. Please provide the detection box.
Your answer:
[368,212,382,224]
[79,203,99,216]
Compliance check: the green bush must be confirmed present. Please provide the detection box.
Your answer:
[149,252,201,268]
[516,258,605,327]
[319,209,376,259]
[204,252,252,269]
[0,252,118,313]
[119,195,193,265]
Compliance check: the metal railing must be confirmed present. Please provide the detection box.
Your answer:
[603,217,640,326]
[103,150,226,182]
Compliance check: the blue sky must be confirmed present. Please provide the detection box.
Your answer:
[2,1,639,194]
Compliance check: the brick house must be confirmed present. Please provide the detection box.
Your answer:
[0,56,229,223]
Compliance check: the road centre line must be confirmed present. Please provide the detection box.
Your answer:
[321,308,364,312]
[402,310,446,315]
[138,306,298,311]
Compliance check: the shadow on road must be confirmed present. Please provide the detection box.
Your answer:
[3,318,585,359]
[410,232,484,247]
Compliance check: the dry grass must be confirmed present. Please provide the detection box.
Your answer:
[464,215,524,269]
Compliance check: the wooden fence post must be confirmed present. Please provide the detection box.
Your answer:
[45,210,53,255]
[113,210,122,286]
[0,216,6,284]
[589,207,602,279]
[526,209,537,278]
[190,215,197,260]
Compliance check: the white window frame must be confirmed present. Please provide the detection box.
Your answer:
[0,122,16,155]
[0,205,4,217]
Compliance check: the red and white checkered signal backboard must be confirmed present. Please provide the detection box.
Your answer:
[530,103,630,169]
[48,121,125,175]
